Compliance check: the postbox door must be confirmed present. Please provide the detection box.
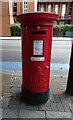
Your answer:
[23,27,52,93]
[28,35,52,92]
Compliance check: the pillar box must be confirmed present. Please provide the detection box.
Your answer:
[17,12,59,104]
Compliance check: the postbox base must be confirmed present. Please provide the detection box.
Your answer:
[22,85,49,105]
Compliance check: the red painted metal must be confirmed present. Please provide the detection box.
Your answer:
[17,12,59,93]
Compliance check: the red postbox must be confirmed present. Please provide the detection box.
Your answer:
[17,12,59,104]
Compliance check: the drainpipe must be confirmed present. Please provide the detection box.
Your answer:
[34,0,37,12]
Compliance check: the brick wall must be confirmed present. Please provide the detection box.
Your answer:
[0,1,14,36]
[28,2,34,12]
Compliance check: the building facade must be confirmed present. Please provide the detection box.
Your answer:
[0,0,34,36]
[37,0,73,24]
[0,1,14,36]
[0,0,73,36]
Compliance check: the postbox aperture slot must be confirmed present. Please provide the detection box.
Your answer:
[31,31,46,35]
[33,40,44,56]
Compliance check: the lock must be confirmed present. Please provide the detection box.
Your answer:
[44,66,49,69]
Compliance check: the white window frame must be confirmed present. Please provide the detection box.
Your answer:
[40,4,44,12]
[61,4,66,18]
[24,1,28,13]
[48,4,51,12]
[55,4,58,14]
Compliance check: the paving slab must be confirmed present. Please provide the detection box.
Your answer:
[46,111,71,118]
[0,108,2,120]
[2,118,46,120]
[50,94,55,102]
[69,103,73,114]
[71,97,73,103]
[62,101,71,112]
[1,72,73,119]
[2,92,12,98]
[56,103,64,112]
[2,109,19,119]
[2,73,13,91]
[20,103,26,110]
[50,102,58,111]
[18,110,45,119]
[54,95,61,103]
[2,97,10,109]
[47,118,72,120]
[71,113,73,120]
[17,99,39,111]
[26,104,39,110]
[39,100,52,111]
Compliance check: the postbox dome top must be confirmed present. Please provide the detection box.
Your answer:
[17,12,59,24]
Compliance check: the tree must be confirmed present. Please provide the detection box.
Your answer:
[65,42,73,95]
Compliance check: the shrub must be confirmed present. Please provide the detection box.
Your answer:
[53,24,73,37]
[10,23,73,37]
[10,23,21,36]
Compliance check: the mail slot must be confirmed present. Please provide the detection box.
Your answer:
[17,12,59,104]
[31,30,46,35]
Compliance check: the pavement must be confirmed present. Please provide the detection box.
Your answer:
[0,70,73,120]
[0,37,73,119]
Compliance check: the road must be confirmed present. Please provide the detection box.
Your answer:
[1,39,72,63]
[0,39,72,76]
[1,40,21,62]
[51,40,72,64]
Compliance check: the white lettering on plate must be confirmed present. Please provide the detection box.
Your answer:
[31,57,45,61]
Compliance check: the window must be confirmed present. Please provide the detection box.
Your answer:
[48,4,51,12]
[69,3,72,16]
[12,2,17,16]
[40,4,44,12]
[60,21,64,25]
[24,1,28,13]
[55,4,58,14]
[61,4,66,18]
